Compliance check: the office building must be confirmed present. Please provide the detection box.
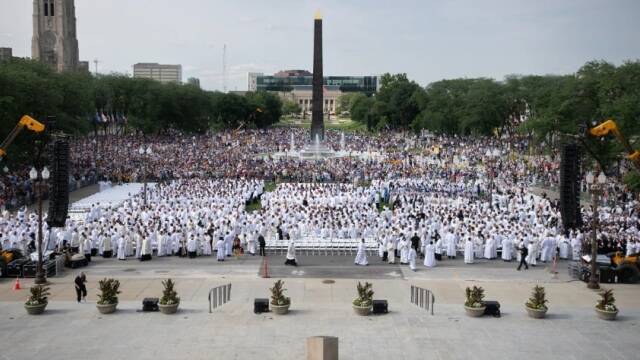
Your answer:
[249,70,378,114]
[133,63,182,84]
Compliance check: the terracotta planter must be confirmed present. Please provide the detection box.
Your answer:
[159,303,179,314]
[595,308,618,321]
[464,306,486,317]
[271,303,290,315]
[96,303,118,314]
[25,302,47,315]
[353,304,371,316]
[525,306,547,319]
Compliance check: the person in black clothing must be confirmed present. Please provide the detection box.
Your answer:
[258,234,266,256]
[74,272,87,303]
[517,242,529,271]
[410,233,421,254]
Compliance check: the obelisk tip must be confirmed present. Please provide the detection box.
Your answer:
[314,10,322,20]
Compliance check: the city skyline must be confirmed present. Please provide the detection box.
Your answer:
[1,0,639,91]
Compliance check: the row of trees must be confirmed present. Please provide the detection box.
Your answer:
[343,61,640,185]
[0,59,282,137]
[345,61,640,143]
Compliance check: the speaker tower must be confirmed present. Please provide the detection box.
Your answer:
[47,138,69,228]
[559,143,582,230]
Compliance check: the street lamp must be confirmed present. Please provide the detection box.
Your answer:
[29,166,50,285]
[585,169,607,290]
[138,146,152,207]
[485,148,500,207]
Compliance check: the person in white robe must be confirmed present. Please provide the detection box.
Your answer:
[186,235,197,258]
[354,239,368,266]
[202,235,212,256]
[157,232,165,257]
[101,233,112,258]
[423,241,436,267]
[124,235,133,257]
[378,239,385,259]
[501,236,513,261]
[83,236,92,262]
[526,240,537,266]
[247,233,256,256]
[446,231,457,259]
[386,237,396,264]
[140,235,152,261]
[484,236,495,259]
[558,235,570,259]
[284,240,297,266]
[399,238,409,264]
[408,246,417,271]
[135,233,142,259]
[216,237,225,261]
[464,237,474,264]
[224,232,233,257]
[116,236,126,260]
[540,235,552,263]
[571,233,582,260]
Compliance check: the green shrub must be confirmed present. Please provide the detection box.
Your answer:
[159,278,180,306]
[464,286,485,308]
[525,285,548,310]
[25,285,50,306]
[352,282,374,307]
[97,278,121,305]
[596,289,617,312]
[269,279,290,306]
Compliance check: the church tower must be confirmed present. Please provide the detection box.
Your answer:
[32,0,79,72]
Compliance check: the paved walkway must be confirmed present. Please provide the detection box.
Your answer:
[1,255,639,360]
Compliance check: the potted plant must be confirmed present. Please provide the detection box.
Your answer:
[464,286,486,317]
[96,278,121,314]
[24,284,50,315]
[269,279,291,315]
[595,288,618,320]
[159,278,180,314]
[525,285,548,319]
[352,282,374,316]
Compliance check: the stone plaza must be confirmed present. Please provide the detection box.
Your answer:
[1,254,638,360]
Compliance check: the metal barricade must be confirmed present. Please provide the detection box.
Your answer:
[208,283,232,313]
[410,285,435,315]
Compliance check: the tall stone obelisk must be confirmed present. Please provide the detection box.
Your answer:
[310,11,324,141]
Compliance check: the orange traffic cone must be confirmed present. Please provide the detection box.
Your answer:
[13,277,21,290]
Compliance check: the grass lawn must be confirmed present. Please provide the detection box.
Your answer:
[245,200,262,212]
[264,181,277,192]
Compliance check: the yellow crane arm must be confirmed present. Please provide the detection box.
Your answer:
[589,119,640,171]
[0,115,46,158]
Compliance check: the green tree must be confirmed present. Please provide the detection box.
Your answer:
[281,99,301,115]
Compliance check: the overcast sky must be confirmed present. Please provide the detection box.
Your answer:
[1,0,639,91]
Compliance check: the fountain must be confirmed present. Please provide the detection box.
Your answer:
[340,132,345,153]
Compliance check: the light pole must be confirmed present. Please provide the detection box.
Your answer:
[29,166,50,285]
[585,169,607,290]
[485,148,500,207]
[138,146,152,207]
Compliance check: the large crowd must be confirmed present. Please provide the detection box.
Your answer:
[1,128,638,268]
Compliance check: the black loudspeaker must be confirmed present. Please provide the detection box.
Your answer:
[142,297,159,312]
[372,300,388,314]
[559,143,582,230]
[484,300,501,317]
[47,139,70,228]
[254,298,269,314]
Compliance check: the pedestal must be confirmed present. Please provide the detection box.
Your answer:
[307,336,338,360]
